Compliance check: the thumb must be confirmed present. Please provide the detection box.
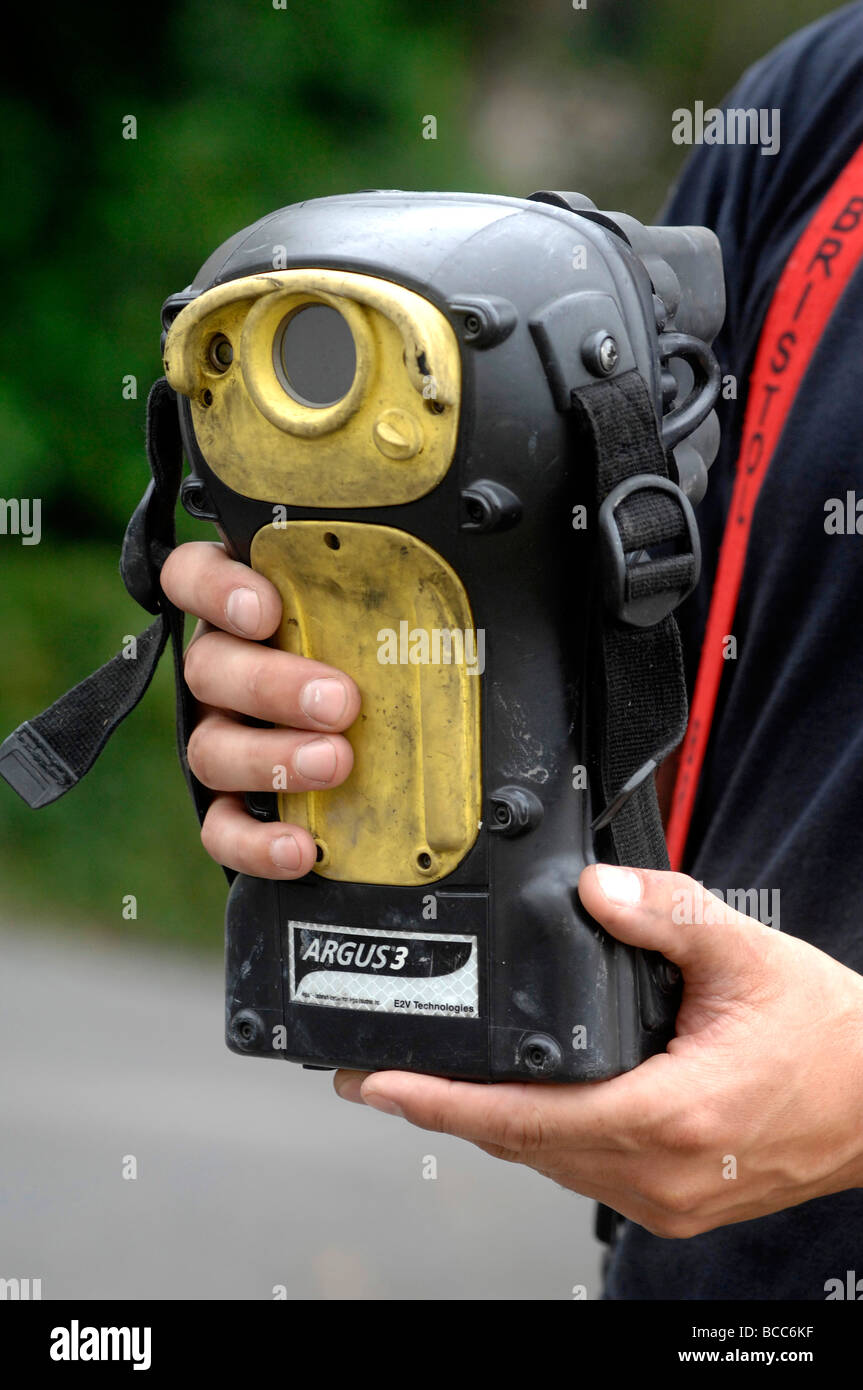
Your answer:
[578,863,776,983]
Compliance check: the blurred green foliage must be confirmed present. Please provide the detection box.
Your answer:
[0,0,838,943]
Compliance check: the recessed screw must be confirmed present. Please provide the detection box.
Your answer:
[229,1008,265,1051]
[594,337,617,372]
[520,1033,562,1076]
[488,786,544,837]
[598,335,619,373]
[582,330,620,377]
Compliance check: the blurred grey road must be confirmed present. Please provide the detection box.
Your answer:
[0,923,603,1300]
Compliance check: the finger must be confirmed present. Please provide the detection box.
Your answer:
[184,629,361,731]
[333,1070,370,1104]
[336,1071,599,1170]
[200,793,318,878]
[187,709,354,792]
[160,541,282,640]
[332,1077,694,1235]
[333,1068,645,1154]
[578,863,775,978]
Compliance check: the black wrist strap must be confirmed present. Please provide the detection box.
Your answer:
[0,378,231,878]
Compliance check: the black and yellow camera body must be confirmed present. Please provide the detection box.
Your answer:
[159,190,723,1081]
[1,188,723,1081]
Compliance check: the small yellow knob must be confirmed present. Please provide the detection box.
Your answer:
[373,408,423,460]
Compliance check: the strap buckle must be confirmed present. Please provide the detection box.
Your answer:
[598,473,700,627]
[0,723,76,809]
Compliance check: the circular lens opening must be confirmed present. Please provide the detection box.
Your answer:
[275,303,356,407]
[208,333,233,371]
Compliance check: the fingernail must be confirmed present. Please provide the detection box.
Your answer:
[595,864,642,905]
[363,1091,404,1118]
[300,678,348,726]
[270,834,301,871]
[334,1075,365,1104]
[294,737,338,783]
[226,586,262,635]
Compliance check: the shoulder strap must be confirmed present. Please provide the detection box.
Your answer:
[666,141,863,870]
[0,379,218,851]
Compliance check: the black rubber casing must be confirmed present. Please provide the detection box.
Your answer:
[165,191,710,1082]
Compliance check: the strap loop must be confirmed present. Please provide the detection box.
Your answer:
[598,474,700,627]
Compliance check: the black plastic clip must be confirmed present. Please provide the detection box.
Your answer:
[0,723,77,809]
[598,474,700,627]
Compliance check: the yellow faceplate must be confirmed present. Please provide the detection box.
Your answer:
[250,521,482,885]
[163,269,461,507]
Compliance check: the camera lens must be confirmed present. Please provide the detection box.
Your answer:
[275,303,356,407]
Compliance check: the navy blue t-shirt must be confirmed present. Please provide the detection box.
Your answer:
[605,1,863,1300]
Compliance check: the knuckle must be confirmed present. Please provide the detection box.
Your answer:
[199,809,221,863]
[656,869,700,916]
[427,1106,454,1136]
[673,870,699,895]
[500,1103,549,1153]
[477,1142,521,1164]
[661,1185,699,1217]
[246,653,274,705]
[186,723,219,787]
[643,1211,702,1240]
[183,633,211,696]
[158,548,182,598]
[663,1107,713,1154]
[616,1104,658,1151]
[641,1178,706,1230]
